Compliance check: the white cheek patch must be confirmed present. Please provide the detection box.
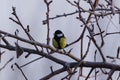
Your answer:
[57,34,63,37]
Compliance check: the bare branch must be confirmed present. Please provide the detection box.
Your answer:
[0,57,14,71]
[0,0,120,79]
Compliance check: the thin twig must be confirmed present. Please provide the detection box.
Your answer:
[107,69,115,80]
[0,57,14,71]
[20,56,43,68]
[15,63,28,80]
[40,67,66,80]
[94,15,104,48]
[85,68,94,80]
[44,0,52,45]
[87,27,106,62]
[10,7,39,53]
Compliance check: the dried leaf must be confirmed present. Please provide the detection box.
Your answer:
[15,43,23,58]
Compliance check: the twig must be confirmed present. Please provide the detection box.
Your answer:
[15,63,28,80]
[84,39,92,58]
[77,0,106,62]
[117,47,120,58]
[43,10,79,23]
[66,0,77,7]
[10,7,33,41]
[85,68,94,80]
[40,67,66,80]
[10,7,39,53]
[104,32,120,37]
[107,69,115,80]
[44,0,52,45]
[66,0,99,48]
[94,50,97,80]
[0,33,2,63]
[88,27,106,62]
[20,56,43,68]
[107,56,120,60]
[0,34,10,45]
[0,57,14,71]
[94,15,104,48]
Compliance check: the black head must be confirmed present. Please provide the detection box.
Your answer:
[54,30,64,38]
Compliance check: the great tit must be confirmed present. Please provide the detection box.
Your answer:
[52,30,67,49]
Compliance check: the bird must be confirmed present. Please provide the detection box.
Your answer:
[52,30,67,49]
